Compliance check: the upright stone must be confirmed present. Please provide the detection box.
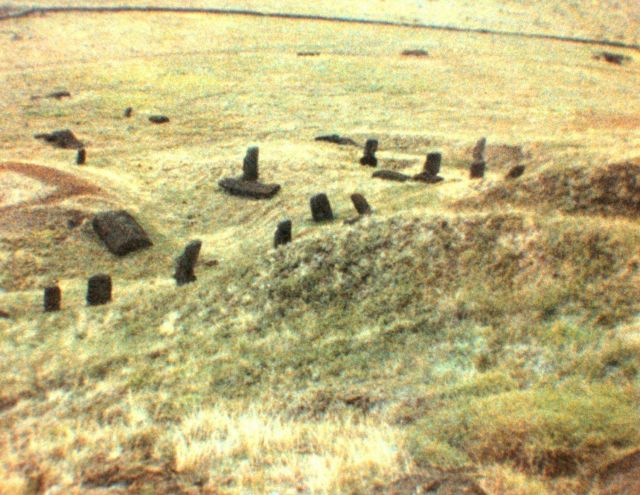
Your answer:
[351,193,372,216]
[274,220,292,248]
[92,210,153,256]
[242,146,259,181]
[174,240,202,286]
[87,274,112,306]
[43,285,61,312]
[470,161,486,179]
[76,148,86,165]
[124,107,133,118]
[472,137,486,162]
[360,139,378,167]
[310,193,334,222]
[424,152,442,176]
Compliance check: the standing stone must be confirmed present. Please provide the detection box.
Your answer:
[92,210,153,256]
[274,220,292,248]
[242,146,259,181]
[360,139,378,167]
[470,161,486,179]
[472,137,487,162]
[43,285,61,312]
[424,152,442,176]
[76,148,86,165]
[124,107,133,118]
[174,240,202,286]
[87,274,112,306]
[506,165,525,179]
[351,193,372,216]
[310,193,334,222]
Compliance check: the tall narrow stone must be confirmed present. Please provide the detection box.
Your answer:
[87,274,112,306]
[350,193,372,216]
[472,137,486,162]
[360,139,378,167]
[76,148,86,165]
[274,220,292,248]
[242,146,259,181]
[43,285,61,312]
[174,240,202,286]
[310,193,334,222]
[424,152,441,176]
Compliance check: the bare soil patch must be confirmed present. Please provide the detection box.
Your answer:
[596,450,640,495]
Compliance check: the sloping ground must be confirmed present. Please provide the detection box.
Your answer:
[596,450,640,495]
[4,0,640,45]
[459,160,640,217]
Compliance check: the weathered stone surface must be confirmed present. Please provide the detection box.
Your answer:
[351,193,372,215]
[44,285,61,312]
[315,134,358,146]
[76,148,86,165]
[124,107,133,118]
[424,152,442,176]
[470,160,486,179]
[506,165,525,179]
[34,129,84,149]
[412,172,444,184]
[92,210,153,256]
[87,274,111,306]
[372,170,411,182]
[274,220,292,248]
[174,240,202,286]
[310,193,334,222]
[149,115,169,124]
[360,139,378,167]
[243,146,259,181]
[218,178,281,199]
[472,137,487,161]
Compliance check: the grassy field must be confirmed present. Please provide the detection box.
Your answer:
[1,4,640,494]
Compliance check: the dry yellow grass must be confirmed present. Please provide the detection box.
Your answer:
[0,5,639,494]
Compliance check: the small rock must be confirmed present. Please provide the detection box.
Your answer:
[149,115,169,124]
[401,49,429,57]
[506,165,525,179]
[124,107,133,118]
[470,160,486,179]
[86,274,112,306]
[45,90,71,99]
[274,220,292,248]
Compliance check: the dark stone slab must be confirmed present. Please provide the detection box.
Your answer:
[218,178,281,199]
[360,139,379,167]
[0,310,9,319]
[243,146,259,181]
[44,285,61,312]
[149,115,169,124]
[124,107,133,118]
[401,49,429,57]
[315,134,358,146]
[506,165,525,179]
[424,152,442,176]
[87,274,111,306]
[310,193,334,222]
[412,172,444,184]
[45,90,71,99]
[76,148,86,165]
[470,160,486,179]
[92,210,153,256]
[372,170,411,182]
[274,220,292,248]
[174,240,202,286]
[351,193,372,215]
[34,129,84,149]
[298,51,320,57]
[594,51,631,65]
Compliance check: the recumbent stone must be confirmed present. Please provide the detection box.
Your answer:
[92,210,153,256]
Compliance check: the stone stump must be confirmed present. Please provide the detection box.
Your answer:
[470,161,486,179]
[87,274,112,306]
[92,210,153,256]
[124,107,133,118]
[424,152,442,176]
[44,285,61,312]
[472,137,486,161]
[76,148,86,165]
[310,193,334,222]
[274,220,292,248]
[174,240,202,286]
[351,193,371,216]
[242,146,259,181]
[360,139,378,167]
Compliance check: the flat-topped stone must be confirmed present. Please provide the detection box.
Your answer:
[218,178,281,199]
[92,210,153,256]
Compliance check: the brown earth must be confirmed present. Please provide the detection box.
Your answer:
[596,450,640,495]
